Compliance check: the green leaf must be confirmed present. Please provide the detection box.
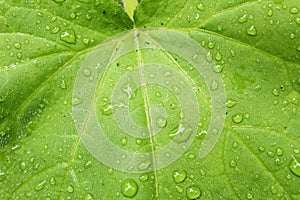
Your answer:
[1,0,300,199]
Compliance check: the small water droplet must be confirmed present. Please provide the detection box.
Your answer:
[213,65,223,73]
[186,185,201,200]
[297,45,300,52]
[215,52,222,61]
[121,137,127,146]
[83,69,91,77]
[121,179,138,198]
[289,6,299,14]
[83,38,90,45]
[272,88,279,96]
[50,177,56,186]
[238,14,247,23]
[172,169,187,183]
[290,33,296,39]
[232,113,244,124]
[35,180,46,191]
[225,99,237,108]
[67,185,74,193]
[14,42,21,49]
[267,9,273,16]
[207,40,215,49]
[100,104,113,115]
[156,117,167,128]
[196,3,205,11]
[247,25,257,36]
[175,185,183,193]
[60,80,67,89]
[295,17,300,24]
[84,161,92,169]
[267,151,275,157]
[258,146,265,152]
[288,157,300,176]
[247,193,253,199]
[139,174,148,182]
[60,29,76,44]
[232,142,239,149]
[276,147,284,156]
[138,160,151,171]
[229,160,237,168]
[51,26,60,34]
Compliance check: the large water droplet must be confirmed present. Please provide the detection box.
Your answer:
[121,179,138,198]
[288,157,300,177]
[247,25,257,36]
[60,29,76,44]
[172,169,187,183]
[186,185,201,199]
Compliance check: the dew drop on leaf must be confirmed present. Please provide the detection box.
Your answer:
[288,157,300,177]
[225,99,237,108]
[34,180,46,191]
[60,29,76,44]
[186,185,201,200]
[267,9,273,17]
[247,25,257,36]
[172,169,187,183]
[238,14,248,23]
[272,88,279,96]
[196,3,205,11]
[100,104,113,115]
[50,177,56,186]
[139,174,148,182]
[213,65,224,73]
[276,147,284,156]
[51,26,60,34]
[13,42,21,49]
[175,185,183,193]
[232,113,244,124]
[121,179,138,198]
[156,117,167,128]
[289,6,299,14]
[67,185,74,193]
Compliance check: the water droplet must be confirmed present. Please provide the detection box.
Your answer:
[213,65,223,73]
[290,33,296,39]
[60,80,67,89]
[232,142,239,149]
[85,193,94,200]
[247,193,253,199]
[215,52,222,61]
[121,137,127,146]
[267,151,275,157]
[225,99,237,108]
[100,104,113,115]
[272,88,279,96]
[196,3,205,11]
[84,161,92,169]
[121,179,138,198]
[156,117,167,128]
[138,160,151,171]
[35,180,46,191]
[297,45,300,52]
[188,153,195,159]
[50,177,56,186]
[238,14,248,23]
[232,113,244,124]
[276,147,284,156]
[294,149,300,154]
[83,38,90,45]
[86,14,92,20]
[67,185,74,193]
[288,157,300,176]
[247,25,257,36]
[175,185,183,193]
[267,9,273,17]
[172,169,187,183]
[51,26,60,34]
[229,160,237,168]
[258,146,265,152]
[207,40,215,49]
[295,17,300,24]
[83,69,91,77]
[139,174,148,182]
[14,42,21,49]
[60,29,76,44]
[289,6,299,14]
[186,185,201,200]
[270,185,277,194]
